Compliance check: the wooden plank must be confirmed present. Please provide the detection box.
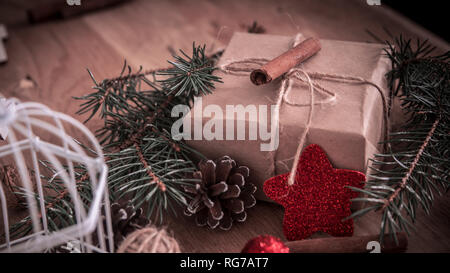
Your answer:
[0,0,448,253]
[168,202,286,253]
[0,18,130,131]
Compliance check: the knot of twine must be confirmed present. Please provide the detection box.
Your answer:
[219,33,389,187]
[117,226,181,253]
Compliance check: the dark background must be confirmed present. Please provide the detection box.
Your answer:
[384,0,448,42]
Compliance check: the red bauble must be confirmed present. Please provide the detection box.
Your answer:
[241,235,290,253]
[263,144,365,241]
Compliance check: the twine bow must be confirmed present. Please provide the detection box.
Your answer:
[219,34,390,186]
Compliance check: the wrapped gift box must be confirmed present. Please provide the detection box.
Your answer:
[184,32,390,202]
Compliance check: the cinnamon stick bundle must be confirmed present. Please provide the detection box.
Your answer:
[250,37,321,85]
[285,233,408,253]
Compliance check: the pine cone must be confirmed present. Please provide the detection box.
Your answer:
[109,201,150,247]
[183,156,257,230]
[56,200,150,253]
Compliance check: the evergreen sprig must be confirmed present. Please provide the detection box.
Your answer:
[157,43,222,99]
[74,43,221,222]
[7,43,221,242]
[348,36,450,244]
[9,160,95,239]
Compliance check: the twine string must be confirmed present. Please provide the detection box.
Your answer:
[117,226,180,253]
[219,34,390,186]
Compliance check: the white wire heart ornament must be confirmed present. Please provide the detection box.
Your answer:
[0,96,113,253]
[0,97,16,140]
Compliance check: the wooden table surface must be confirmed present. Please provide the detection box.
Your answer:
[0,0,449,253]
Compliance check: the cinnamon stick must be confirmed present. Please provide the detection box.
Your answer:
[250,37,321,85]
[285,233,408,253]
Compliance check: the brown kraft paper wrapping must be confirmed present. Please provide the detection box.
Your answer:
[184,32,390,203]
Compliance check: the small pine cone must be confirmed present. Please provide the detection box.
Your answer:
[183,156,257,230]
[110,201,150,247]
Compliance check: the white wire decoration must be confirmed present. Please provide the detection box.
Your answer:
[0,96,113,253]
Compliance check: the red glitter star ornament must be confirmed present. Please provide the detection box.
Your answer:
[263,144,365,241]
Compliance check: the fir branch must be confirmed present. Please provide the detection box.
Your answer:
[133,142,166,192]
[9,163,94,239]
[381,117,440,210]
[348,36,450,244]
[246,21,266,34]
[115,95,175,150]
[6,43,220,242]
[73,43,220,222]
[157,43,222,99]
